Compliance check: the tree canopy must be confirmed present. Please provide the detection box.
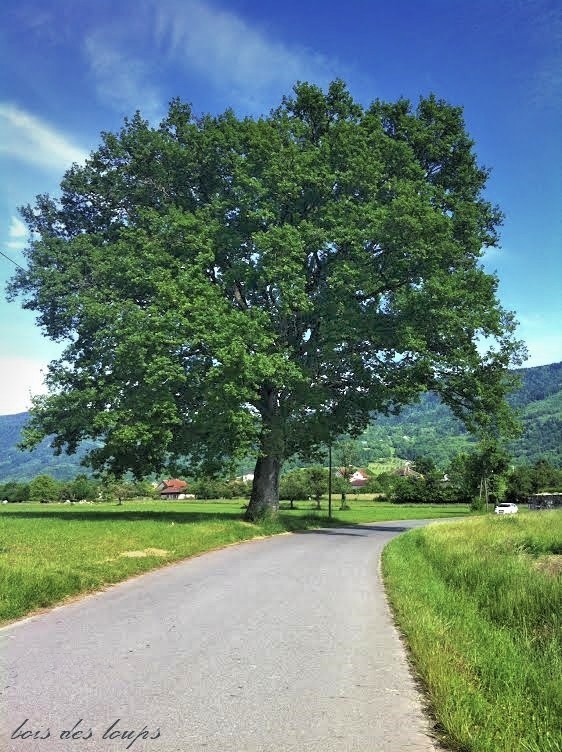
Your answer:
[8,80,523,519]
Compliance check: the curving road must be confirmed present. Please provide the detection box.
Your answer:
[1,520,443,752]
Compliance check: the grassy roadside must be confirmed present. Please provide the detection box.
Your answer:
[0,499,468,625]
[382,512,562,752]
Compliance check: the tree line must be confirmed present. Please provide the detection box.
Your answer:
[3,454,560,507]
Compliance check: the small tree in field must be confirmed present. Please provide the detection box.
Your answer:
[71,474,99,501]
[334,439,360,507]
[99,475,135,505]
[305,465,329,509]
[29,475,60,503]
[279,469,308,509]
[9,81,523,520]
[332,474,353,510]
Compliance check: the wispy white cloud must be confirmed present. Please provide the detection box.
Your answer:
[9,216,27,239]
[84,31,163,122]
[5,216,28,251]
[151,0,342,105]
[82,0,346,119]
[0,103,88,171]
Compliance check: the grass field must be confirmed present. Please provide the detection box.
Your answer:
[382,512,562,752]
[0,498,469,625]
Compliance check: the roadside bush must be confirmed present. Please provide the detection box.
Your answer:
[227,479,252,499]
[191,478,231,500]
[470,495,485,512]
[392,477,470,504]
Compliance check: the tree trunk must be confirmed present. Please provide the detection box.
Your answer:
[245,389,284,521]
[245,451,282,521]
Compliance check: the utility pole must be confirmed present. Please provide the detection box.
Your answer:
[328,443,332,520]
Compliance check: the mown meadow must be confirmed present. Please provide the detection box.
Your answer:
[383,512,562,752]
[0,498,468,624]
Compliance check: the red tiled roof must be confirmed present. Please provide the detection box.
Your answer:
[161,479,188,490]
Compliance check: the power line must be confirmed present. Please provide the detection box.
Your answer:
[0,249,26,271]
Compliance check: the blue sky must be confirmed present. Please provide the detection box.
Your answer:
[1,0,561,413]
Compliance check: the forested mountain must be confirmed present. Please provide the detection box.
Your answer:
[504,362,562,463]
[361,361,562,467]
[0,413,91,481]
[1,362,561,481]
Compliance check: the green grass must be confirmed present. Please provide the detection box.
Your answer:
[366,457,409,474]
[0,498,468,624]
[382,512,562,752]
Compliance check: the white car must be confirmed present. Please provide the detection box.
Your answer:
[494,502,518,515]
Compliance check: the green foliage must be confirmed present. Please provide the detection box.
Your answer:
[303,465,328,508]
[334,438,359,478]
[506,459,562,502]
[227,478,252,499]
[190,478,230,500]
[64,474,99,501]
[279,469,309,507]
[361,473,390,494]
[188,477,251,500]
[28,474,61,503]
[0,480,30,502]
[98,475,137,504]
[442,440,510,507]
[8,82,523,519]
[411,455,437,477]
[2,362,560,485]
[391,476,470,504]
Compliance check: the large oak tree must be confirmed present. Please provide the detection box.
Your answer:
[9,81,523,520]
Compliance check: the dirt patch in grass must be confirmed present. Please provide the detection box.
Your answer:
[534,554,562,577]
[119,548,170,558]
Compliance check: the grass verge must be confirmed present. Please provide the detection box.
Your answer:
[0,499,468,625]
[382,512,562,752]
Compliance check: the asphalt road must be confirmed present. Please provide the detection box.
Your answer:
[1,519,444,752]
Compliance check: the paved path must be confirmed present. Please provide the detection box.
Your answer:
[1,520,443,752]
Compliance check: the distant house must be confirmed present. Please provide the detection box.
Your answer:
[393,463,423,479]
[349,469,371,488]
[336,468,371,487]
[157,479,193,500]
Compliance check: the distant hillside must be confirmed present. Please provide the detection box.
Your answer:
[0,413,91,481]
[1,361,561,480]
[362,361,562,467]
[503,362,562,464]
